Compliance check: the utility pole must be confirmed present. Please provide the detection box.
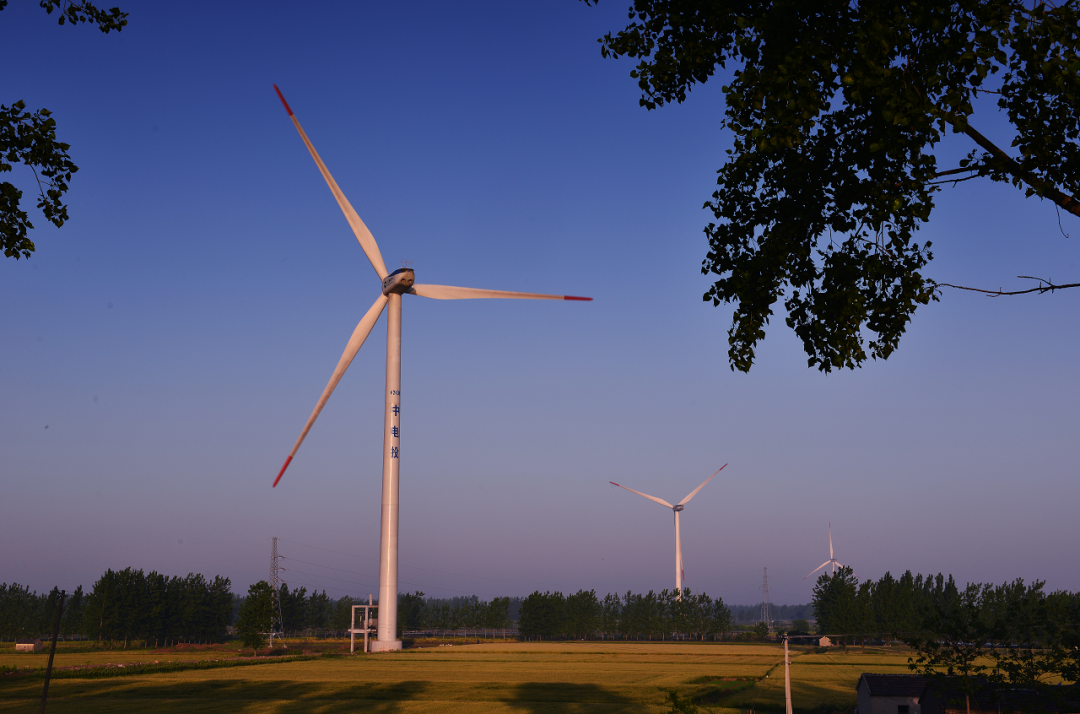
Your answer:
[267,537,286,646]
[761,567,771,631]
[39,589,65,714]
[784,635,793,714]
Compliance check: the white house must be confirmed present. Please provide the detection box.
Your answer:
[15,639,43,653]
[857,673,928,714]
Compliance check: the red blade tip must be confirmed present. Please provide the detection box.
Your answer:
[564,296,592,301]
[273,455,293,488]
[609,481,620,486]
[273,85,294,117]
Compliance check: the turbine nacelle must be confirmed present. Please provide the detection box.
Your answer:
[673,505,685,512]
[382,268,415,295]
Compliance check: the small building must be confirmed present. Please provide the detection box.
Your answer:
[818,636,833,647]
[857,673,928,714]
[15,639,43,653]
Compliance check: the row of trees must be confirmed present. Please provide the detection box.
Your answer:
[399,594,515,634]
[8,579,745,646]
[234,586,518,646]
[813,568,1080,688]
[730,603,814,624]
[83,568,233,646]
[234,587,735,645]
[232,584,372,638]
[0,569,234,646]
[517,589,732,641]
[0,584,84,641]
[233,583,341,639]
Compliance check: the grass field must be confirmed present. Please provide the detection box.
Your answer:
[0,640,917,713]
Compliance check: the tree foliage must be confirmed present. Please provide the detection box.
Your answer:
[809,568,1080,699]
[0,1,128,260]
[81,568,233,646]
[0,571,231,645]
[907,578,1080,699]
[583,0,1080,371]
[517,588,731,641]
[398,591,426,634]
[235,581,274,652]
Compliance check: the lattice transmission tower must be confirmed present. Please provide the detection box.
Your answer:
[267,537,286,646]
[760,567,771,631]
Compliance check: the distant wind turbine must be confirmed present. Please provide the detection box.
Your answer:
[803,522,854,580]
[609,464,726,599]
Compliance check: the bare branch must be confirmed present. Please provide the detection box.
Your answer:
[928,174,982,187]
[938,275,1080,296]
[938,114,1080,218]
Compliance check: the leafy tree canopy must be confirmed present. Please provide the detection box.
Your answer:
[0,1,128,260]
[583,0,1080,371]
[235,581,274,652]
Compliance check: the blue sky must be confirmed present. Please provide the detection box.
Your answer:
[2,1,1078,607]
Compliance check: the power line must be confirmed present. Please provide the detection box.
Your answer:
[282,557,514,599]
[283,557,379,580]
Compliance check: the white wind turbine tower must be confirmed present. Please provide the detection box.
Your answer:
[609,464,726,599]
[270,86,591,652]
[803,522,853,581]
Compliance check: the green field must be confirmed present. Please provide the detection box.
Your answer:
[0,640,916,712]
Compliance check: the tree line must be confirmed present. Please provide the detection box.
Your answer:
[0,584,84,641]
[729,603,814,624]
[234,585,736,645]
[1,569,233,647]
[517,589,732,641]
[813,568,1080,689]
[397,593,515,634]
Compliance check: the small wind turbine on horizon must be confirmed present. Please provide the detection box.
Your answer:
[609,464,726,599]
[803,522,855,581]
[270,85,591,652]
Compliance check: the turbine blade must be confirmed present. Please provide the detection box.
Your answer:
[802,561,832,581]
[274,85,389,281]
[410,284,592,301]
[608,482,674,509]
[829,522,834,560]
[273,294,388,487]
[677,463,727,507]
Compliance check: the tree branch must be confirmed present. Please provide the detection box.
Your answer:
[938,275,1080,296]
[929,174,981,187]
[932,166,981,178]
[940,115,1080,218]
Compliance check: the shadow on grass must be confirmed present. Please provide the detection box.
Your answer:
[504,682,638,713]
[0,679,432,713]
[1,679,643,713]
[695,677,856,714]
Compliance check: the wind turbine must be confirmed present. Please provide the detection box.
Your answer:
[609,464,726,599]
[803,522,852,581]
[270,86,591,652]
